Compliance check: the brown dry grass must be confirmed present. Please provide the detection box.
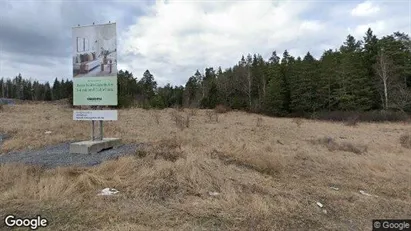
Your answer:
[205,110,218,123]
[292,117,304,128]
[256,116,263,127]
[311,137,368,154]
[150,110,161,125]
[169,109,190,130]
[400,133,411,149]
[0,103,411,230]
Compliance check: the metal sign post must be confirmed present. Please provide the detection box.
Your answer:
[99,120,103,141]
[97,106,103,141]
[91,120,95,141]
[90,106,104,141]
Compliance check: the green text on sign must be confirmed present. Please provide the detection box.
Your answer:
[73,76,117,105]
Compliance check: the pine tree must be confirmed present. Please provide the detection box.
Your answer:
[52,78,61,100]
[318,49,341,111]
[44,82,52,101]
[335,35,373,111]
[264,52,285,115]
[200,67,219,108]
[289,52,319,114]
[279,50,292,113]
[184,75,200,107]
[117,70,139,108]
[0,78,3,98]
[139,70,157,106]
[363,28,381,109]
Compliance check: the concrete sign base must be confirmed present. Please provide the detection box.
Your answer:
[69,138,121,154]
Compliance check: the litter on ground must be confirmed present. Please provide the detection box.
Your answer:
[208,192,220,196]
[359,190,378,197]
[98,188,119,196]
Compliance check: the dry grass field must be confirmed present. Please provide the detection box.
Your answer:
[0,102,410,230]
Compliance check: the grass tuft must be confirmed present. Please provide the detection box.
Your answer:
[311,137,368,154]
[206,110,219,123]
[400,133,411,149]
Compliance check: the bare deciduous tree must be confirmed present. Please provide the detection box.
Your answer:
[216,74,232,104]
[237,55,253,108]
[375,48,395,109]
[390,84,411,112]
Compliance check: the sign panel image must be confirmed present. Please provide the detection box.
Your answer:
[73,110,118,121]
[72,22,117,105]
[74,77,117,105]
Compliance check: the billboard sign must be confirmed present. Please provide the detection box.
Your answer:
[72,23,118,105]
[73,110,118,121]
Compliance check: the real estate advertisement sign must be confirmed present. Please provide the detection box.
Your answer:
[72,23,118,105]
[73,110,118,121]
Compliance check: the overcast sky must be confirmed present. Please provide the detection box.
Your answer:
[0,0,410,86]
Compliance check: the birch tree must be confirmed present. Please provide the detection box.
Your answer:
[375,48,394,109]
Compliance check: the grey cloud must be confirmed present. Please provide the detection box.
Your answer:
[0,23,66,58]
[5,53,58,67]
[1,0,113,58]
[0,0,149,80]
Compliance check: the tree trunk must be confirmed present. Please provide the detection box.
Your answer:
[328,75,331,111]
[262,74,266,99]
[248,72,252,108]
[383,79,388,109]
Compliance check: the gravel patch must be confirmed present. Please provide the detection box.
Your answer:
[0,142,140,168]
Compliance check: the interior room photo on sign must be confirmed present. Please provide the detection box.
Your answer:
[72,23,117,78]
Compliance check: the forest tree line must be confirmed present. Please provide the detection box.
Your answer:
[0,75,73,101]
[1,28,411,117]
[117,28,411,115]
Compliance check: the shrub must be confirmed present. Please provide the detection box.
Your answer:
[214,104,230,114]
[153,138,185,161]
[292,118,303,128]
[206,110,218,123]
[311,137,368,154]
[151,110,161,125]
[336,142,368,154]
[210,149,283,176]
[170,110,189,130]
[184,114,190,128]
[361,110,409,122]
[173,105,184,112]
[400,133,411,149]
[344,115,359,126]
[256,117,263,127]
[136,137,185,162]
[312,110,409,123]
[189,108,197,116]
[117,95,135,108]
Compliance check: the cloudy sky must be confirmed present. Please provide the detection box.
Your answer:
[0,0,410,86]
